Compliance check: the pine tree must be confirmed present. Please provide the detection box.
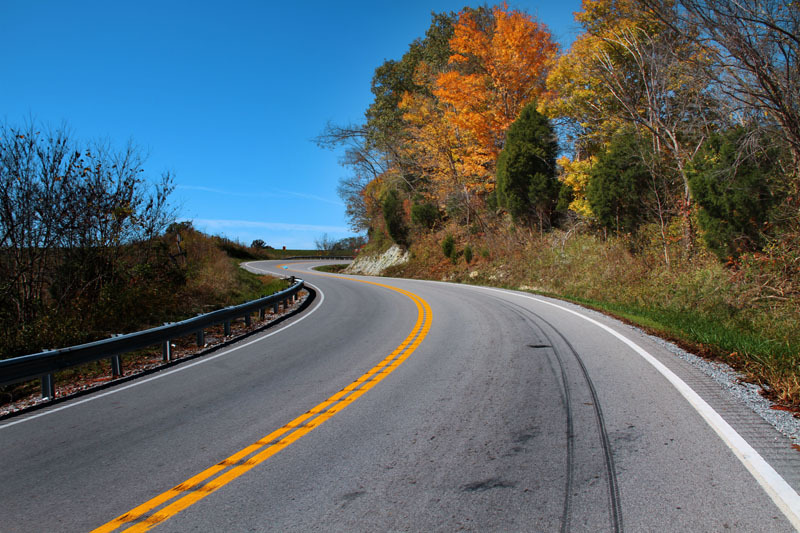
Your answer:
[496,103,559,231]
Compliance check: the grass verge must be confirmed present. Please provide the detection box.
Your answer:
[313,264,348,273]
[384,223,800,406]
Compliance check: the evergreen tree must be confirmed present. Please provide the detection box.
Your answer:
[496,103,559,230]
[586,132,652,235]
[688,127,780,260]
[381,189,409,246]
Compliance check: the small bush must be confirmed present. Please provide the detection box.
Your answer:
[464,244,473,264]
[411,202,441,229]
[441,234,456,260]
[382,189,409,246]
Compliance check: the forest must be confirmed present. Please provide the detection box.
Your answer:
[318,1,800,404]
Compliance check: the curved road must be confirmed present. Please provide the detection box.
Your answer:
[2,259,800,532]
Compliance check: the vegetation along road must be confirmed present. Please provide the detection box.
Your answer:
[1,259,799,531]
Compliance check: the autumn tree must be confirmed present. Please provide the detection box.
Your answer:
[322,5,560,236]
[435,4,559,162]
[648,0,800,180]
[318,12,458,232]
[546,0,717,258]
[315,123,383,233]
[398,86,487,222]
[396,4,559,223]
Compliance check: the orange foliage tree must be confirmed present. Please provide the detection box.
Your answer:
[435,4,559,162]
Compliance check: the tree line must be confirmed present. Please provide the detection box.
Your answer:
[319,0,799,271]
[0,121,178,358]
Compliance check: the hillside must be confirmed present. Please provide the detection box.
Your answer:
[319,4,800,405]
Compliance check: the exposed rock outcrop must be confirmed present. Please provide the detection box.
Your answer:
[345,244,409,276]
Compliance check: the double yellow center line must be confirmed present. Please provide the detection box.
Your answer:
[93,277,431,532]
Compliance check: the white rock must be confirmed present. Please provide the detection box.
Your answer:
[345,244,409,276]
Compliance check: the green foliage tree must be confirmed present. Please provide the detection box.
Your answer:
[382,189,409,246]
[365,12,455,149]
[586,132,653,235]
[495,103,559,231]
[688,128,780,260]
[411,200,441,229]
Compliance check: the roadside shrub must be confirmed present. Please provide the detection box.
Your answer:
[382,189,409,246]
[411,201,441,229]
[586,131,652,235]
[496,102,559,230]
[464,244,473,264]
[441,234,456,261]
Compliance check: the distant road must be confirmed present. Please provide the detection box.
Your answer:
[2,259,799,531]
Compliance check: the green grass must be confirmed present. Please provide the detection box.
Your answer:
[230,260,289,303]
[555,293,794,359]
[313,264,348,273]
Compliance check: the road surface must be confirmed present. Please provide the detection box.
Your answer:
[2,259,800,532]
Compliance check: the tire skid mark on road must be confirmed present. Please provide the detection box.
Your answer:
[494,296,622,533]
[464,284,800,531]
[92,274,432,533]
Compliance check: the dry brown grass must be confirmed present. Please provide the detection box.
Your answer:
[387,220,800,406]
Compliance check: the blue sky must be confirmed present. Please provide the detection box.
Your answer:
[1,1,581,249]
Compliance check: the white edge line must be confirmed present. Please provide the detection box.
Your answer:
[0,271,324,430]
[262,270,800,528]
[462,284,800,530]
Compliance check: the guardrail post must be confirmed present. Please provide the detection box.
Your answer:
[41,373,55,399]
[259,307,266,319]
[0,278,308,394]
[111,355,122,377]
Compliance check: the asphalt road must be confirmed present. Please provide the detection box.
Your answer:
[2,259,800,532]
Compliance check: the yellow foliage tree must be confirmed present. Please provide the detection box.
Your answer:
[557,155,595,217]
[545,0,715,256]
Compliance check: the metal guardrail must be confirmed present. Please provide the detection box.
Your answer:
[0,279,305,399]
